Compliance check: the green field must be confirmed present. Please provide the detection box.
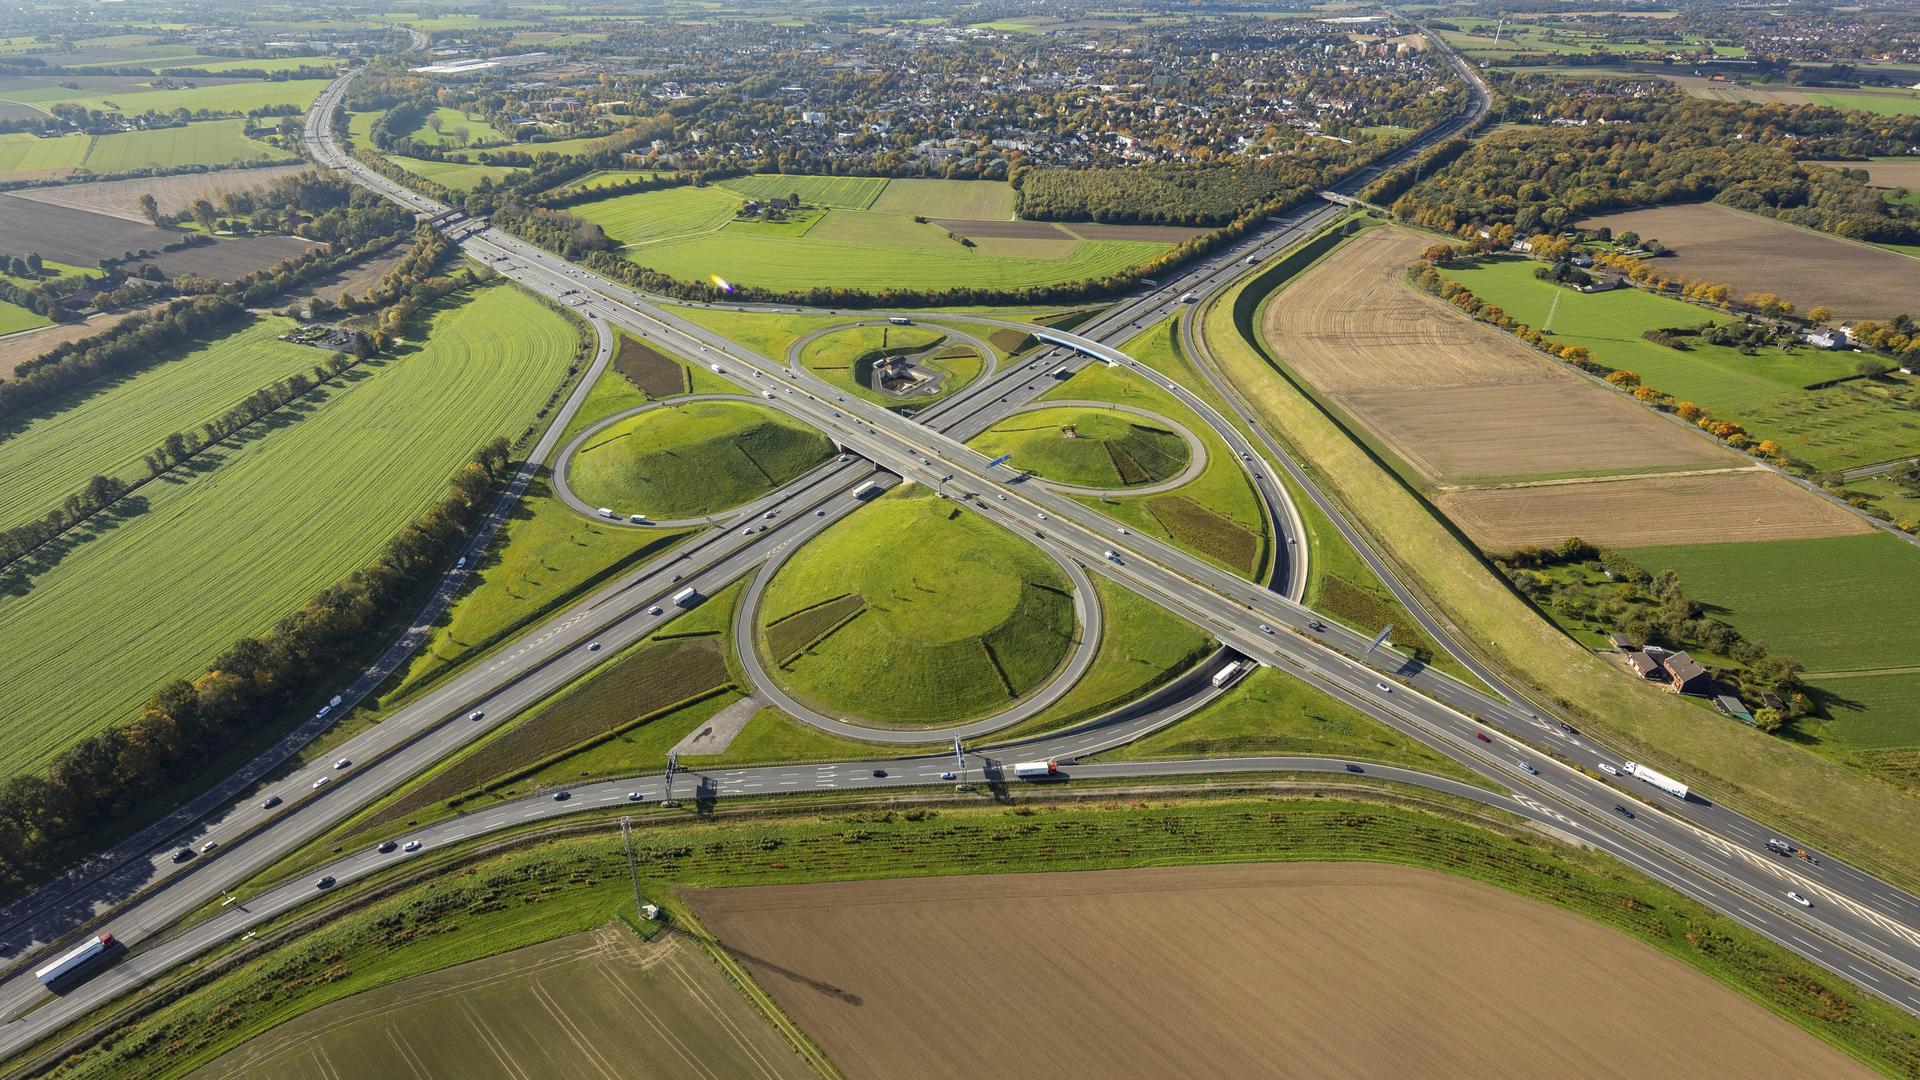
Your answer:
[796,323,984,409]
[187,930,810,1080]
[715,173,887,209]
[1620,533,1920,674]
[387,154,524,191]
[0,131,91,179]
[574,182,1173,293]
[46,797,1920,1080]
[1811,670,1920,751]
[156,54,346,75]
[0,299,48,336]
[0,285,578,778]
[761,486,1078,724]
[88,118,293,172]
[1113,665,1480,780]
[71,77,331,117]
[567,399,832,518]
[869,176,1016,218]
[396,106,507,147]
[0,315,322,531]
[1041,320,1268,576]
[972,405,1191,488]
[1442,258,1919,472]
[1802,89,1920,117]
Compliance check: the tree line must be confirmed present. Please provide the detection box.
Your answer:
[0,440,517,897]
[1012,140,1361,227]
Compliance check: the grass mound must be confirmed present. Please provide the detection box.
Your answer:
[569,400,832,518]
[759,488,1078,724]
[799,324,983,410]
[971,406,1189,488]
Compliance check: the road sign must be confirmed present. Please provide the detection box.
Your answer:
[1367,625,1393,654]
[985,453,1012,469]
[953,737,965,776]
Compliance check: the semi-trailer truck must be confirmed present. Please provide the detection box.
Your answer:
[853,480,883,499]
[888,316,912,325]
[1623,761,1689,800]
[1210,661,1245,689]
[671,586,700,607]
[35,932,113,987]
[1012,760,1059,779]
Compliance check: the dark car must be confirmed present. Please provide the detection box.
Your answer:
[377,840,398,854]
[553,791,571,801]
[1344,764,1364,774]
[171,848,195,863]
[1614,805,1635,819]
[260,796,282,810]
[315,876,336,889]
[872,769,887,778]
[1474,731,1491,743]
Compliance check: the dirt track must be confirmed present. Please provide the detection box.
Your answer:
[688,863,1876,1080]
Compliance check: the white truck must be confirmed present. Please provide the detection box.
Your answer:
[1179,291,1198,303]
[1623,761,1689,800]
[1210,660,1245,689]
[853,480,883,499]
[671,586,700,607]
[888,316,912,325]
[35,932,113,987]
[710,363,726,374]
[1013,760,1059,780]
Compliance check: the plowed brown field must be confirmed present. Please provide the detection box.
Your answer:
[688,863,1877,1080]
[1577,202,1920,320]
[1259,225,1862,548]
[1436,468,1873,549]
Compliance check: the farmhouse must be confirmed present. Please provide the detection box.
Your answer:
[1623,650,1663,681]
[1662,650,1712,695]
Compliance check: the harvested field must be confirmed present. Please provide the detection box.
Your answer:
[1809,158,1920,191]
[1663,74,1811,105]
[0,304,163,378]
[688,863,1876,1080]
[933,217,1071,240]
[1065,221,1211,242]
[1262,226,1725,480]
[188,928,812,1080]
[1343,380,1727,481]
[0,196,172,264]
[6,164,312,222]
[1575,202,1920,320]
[611,333,688,397]
[1435,469,1873,550]
[273,247,407,308]
[132,235,319,282]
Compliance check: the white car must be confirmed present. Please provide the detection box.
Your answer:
[648,605,663,616]
[333,758,352,770]
[311,776,331,790]
[469,710,484,722]
[627,791,645,802]
[1518,761,1538,775]
[1258,624,1274,635]
[1376,682,1392,693]
[404,840,422,853]
[1599,763,1619,776]
[1787,891,1813,908]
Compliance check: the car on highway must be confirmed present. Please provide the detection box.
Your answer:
[377,840,398,854]
[404,840,422,853]
[315,876,335,889]
[200,840,217,853]
[1518,761,1538,775]
[872,769,887,778]
[1788,891,1813,908]
[1376,682,1392,693]
[1474,731,1491,743]
[627,792,645,802]
[1614,805,1635,819]
[553,791,570,801]
[171,848,194,863]
[1344,764,1364,774]
[311,776,330,790]
[1599,763,1619,776]
[1258,624,1274,634]
[940,771,956,780]
[649,605,664,615]
[468,710,484,722]
[261,796,282,810]
[816,509,827,516]
[587,642,601,651]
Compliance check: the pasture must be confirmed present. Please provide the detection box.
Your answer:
[572,179,1175,292]
[1575,202,1920,320]
[971,405,1191,488]
[0,315,319,530]
[1442,254,1920,473]
[0,131,91,181]
[690,863,1877,1080]
[716,173,887,209]
[760,486,1078,724]
[397,106,508,147]
[0,284,578,777]
[567,399,833,517]
[67,77,331,117]
[797,323,985,408]
[187,929,811,1080]
[388,154,524,191]
[0,300,46,335]
[82,118,292,172]
[869,176,1016,218]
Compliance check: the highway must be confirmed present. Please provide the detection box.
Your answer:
[8,31,1920,1061]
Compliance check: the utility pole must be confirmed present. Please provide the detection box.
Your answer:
[620,816,645,918]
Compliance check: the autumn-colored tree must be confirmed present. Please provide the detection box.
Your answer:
[1675,401,1702,422]
[1559,345,1591,364]
[1754,439,1784,457]
[1604,369,1641,387]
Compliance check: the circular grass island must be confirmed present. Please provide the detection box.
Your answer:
[799,324,985,410]
[970,405,1193,490]
[567,399,834,519]
[756,487,1078,725]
